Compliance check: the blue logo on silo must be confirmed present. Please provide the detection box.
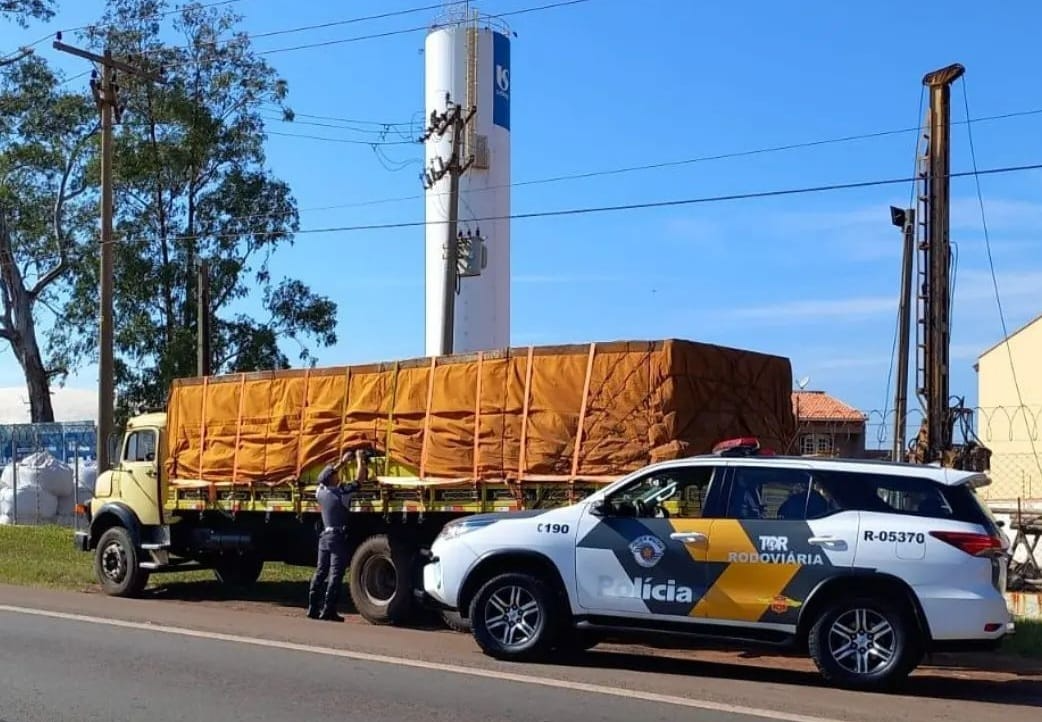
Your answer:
[492,31,510,130]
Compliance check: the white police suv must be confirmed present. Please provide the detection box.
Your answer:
[421,438,1014,690]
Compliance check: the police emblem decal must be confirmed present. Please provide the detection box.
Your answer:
[629,535,666,568]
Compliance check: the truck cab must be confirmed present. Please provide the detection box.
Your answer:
[75,413,171,596]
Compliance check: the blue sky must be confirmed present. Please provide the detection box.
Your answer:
[2,0,1041,444]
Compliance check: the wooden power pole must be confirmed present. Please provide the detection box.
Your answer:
[53,37,164,471]
[197,259,211,376]
[421,93,476,356]
[890,205,916,462]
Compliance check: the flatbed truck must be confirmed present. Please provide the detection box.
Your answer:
[73,339,796,626]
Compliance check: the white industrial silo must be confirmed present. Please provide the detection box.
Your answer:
[423,5,511,356]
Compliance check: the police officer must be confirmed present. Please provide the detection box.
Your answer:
[307,447,369,621]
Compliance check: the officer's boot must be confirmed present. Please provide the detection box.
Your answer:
[320,585,344,622]
[306,587,322,619]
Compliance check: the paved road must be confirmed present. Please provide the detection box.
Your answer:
[0,584,1040,722]
[0,607,781,722]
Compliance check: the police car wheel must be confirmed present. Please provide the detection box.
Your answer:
[469,572,558,661]
[808,595,916,690]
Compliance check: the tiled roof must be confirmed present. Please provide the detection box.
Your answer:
[792,390,866,423]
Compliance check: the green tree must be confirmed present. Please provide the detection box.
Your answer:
[51,0,337,418]
[0,56,97,422]
[0,0,55,28]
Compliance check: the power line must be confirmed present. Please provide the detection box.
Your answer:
[102,161,1042,247]
[257,0,592,56]
[278,105,1042,215]
[63,0,587,71]
[249,3,446,40]
[265,129,415,146]
[960,81,1042,481]
[14,0,244,54]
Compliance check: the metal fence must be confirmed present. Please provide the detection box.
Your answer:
[855,404,1042,503]
[0,421,98,528]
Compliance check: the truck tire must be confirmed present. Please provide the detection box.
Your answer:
[348,535,416,626]
[441,609,471,633]
[469,572,560,661]
[214,554,264,589]
[807,595,917,691]
[94,526,150,597]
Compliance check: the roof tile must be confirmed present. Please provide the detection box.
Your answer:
[792,390,866,423]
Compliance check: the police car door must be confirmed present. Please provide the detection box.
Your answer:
[573,463,726,620]
[699,462,858,629]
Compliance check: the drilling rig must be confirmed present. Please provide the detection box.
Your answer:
[893,63,991,472]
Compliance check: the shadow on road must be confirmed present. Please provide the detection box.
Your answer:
[557,647,1042,707]
[141,581,449,630]
[144,580,328,610]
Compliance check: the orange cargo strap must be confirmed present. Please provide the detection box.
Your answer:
[231,373,246,487]
[294,368,312,480]
[337,367,352,453]
[472,352,483,482]
[419,356,436,478]
[385,361,399,462]
[518,346,534,481]
[571,343,597,486]
[199,377,214,502]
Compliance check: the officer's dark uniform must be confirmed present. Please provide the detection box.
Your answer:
[307,458,362,621]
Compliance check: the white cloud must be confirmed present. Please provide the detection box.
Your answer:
[718,267,1042,324]
[722,295,895,321]
[0,387,97,424]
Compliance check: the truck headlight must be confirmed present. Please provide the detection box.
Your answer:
[437,516,498,542]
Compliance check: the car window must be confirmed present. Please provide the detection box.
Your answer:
[725,466,816,520]
[807,470,986,523]
[605,465,719,518]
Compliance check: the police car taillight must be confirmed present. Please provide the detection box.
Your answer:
[930,530,1007,557]
[712,437,776,457]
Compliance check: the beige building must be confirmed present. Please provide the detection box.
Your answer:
[975,312,1042,503]
[792,390,867,458]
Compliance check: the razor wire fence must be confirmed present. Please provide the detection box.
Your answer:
[798,404,1042,503]
[0,421,99,528]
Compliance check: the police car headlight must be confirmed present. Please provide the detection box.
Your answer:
[437,516,498,542]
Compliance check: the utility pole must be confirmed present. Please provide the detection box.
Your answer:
[197,259,211,376]
[53,36,164,471]
[914,63,964,465]
[890,206,916,462]
[420,93,476,356]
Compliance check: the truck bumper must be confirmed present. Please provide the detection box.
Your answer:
[74,531,90,552]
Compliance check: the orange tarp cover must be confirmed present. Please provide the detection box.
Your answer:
[165,339,795,484]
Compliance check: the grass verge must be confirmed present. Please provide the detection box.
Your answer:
[0,523,312,596]
[1004,617,1042,659]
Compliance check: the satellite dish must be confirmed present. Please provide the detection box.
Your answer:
[796,376,810,390]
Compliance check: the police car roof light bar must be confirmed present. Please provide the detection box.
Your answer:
[711,437,776,457]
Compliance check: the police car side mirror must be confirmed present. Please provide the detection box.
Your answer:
[589,500,610,517]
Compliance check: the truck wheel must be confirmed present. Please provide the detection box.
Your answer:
[441,609,471,633]
[214,554,264,589]
[348,535,415,625]
[808,595,917,691]
[469,572,559,661]
[94,526,150,597]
